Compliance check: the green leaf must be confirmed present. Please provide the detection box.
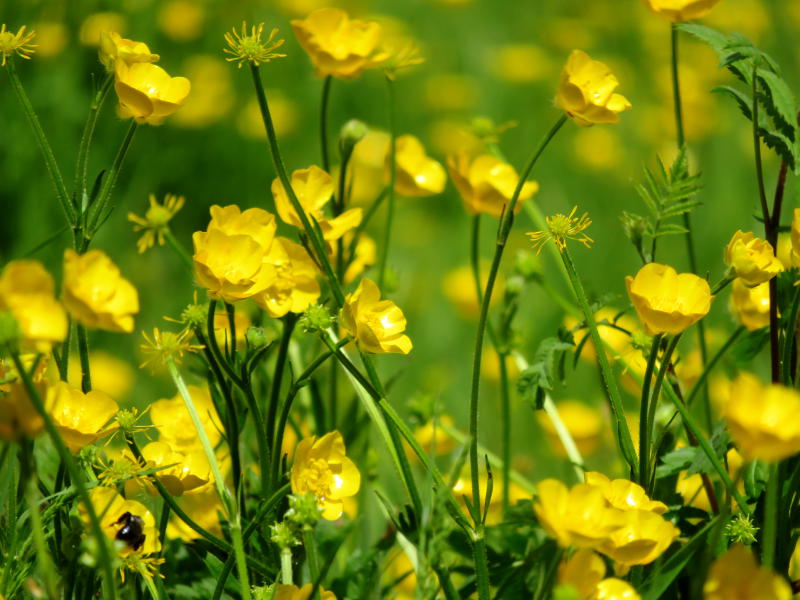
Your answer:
[656,446,697,479]
[730,326,770,366]
[757,70,797,137]
[517,335,574,410]
[686,422,730,477]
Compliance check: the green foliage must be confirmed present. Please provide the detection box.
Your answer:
[516,330,574,409]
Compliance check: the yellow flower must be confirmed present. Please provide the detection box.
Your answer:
[527,206,593,254]
[585,472,668,514]
[47,382,118,453]
[597,579,641,600]
[0,260,67,352]
[565,307,636,363]
[223,21,286,68]
[213,310,251,348]
[253,237,321,318]
[641,0,722,22]
[274,584,337,600]
[0,24,37,66]
[704,545,791,600]
[625,263,712,335]
[80,486,161,556]
[340,278,412,354]
[558,549,606,599]
[157,0,205,42]
[192,205,277,303]
[388,135,446,197]
[724,231,783,286]
[99,31,159,71]
[0,376,47,441]
[291,431,361,521]
[128,193,185,253]
[171,55,234,129]
[408,415,456,460]
[730,279,770,331]
[114,61,191,125]
[66,351,135,399]
[598,509,680,566]
[555,50,631,127]
[132,440,211,496]
[167,488,222,541]
[31,22,68,58]
[272,166,362,242]
[442,263,504,319]
[62,249,139,334]
[534,479,625,548]
[791,208,800,268]
[150,386,222,452]
[723,373,800,462]
[447,153,539,218]
[291,8,387,79]
[338,233,377,284]
[79,13,126,47]
[538,401,603,456]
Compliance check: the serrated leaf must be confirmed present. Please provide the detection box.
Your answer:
[517,336,574,409]
[656,446,698,479]
[654,223,690,236]
[686,422,730,477]
[757,70,797,137]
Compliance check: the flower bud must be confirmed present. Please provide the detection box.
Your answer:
[245,326,272,349]
[339,119,368,160]
[286,493,323,527]
[298,304,334,334]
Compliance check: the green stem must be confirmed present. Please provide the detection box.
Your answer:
[639,334,663,488]
[762,461,778,567]
[267,315,297,489]
[164,229,193,270]
[303,527,322,599]
[320,75,332,172]
[543,395,585,481]
[498,350,511,514]
[55,318,73,381]
[281,549,293,585]
[378,77,397,289]
[645,334,682,492]
[670,24,686,149]
[230,518,251,600]
[6,58,75,224]
[685,326,744,424]
[782,288,800,386]
[77,324,92,393]
[75,73,114,211]
[27,479,58,599]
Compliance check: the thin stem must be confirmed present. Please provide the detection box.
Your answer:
[645,334,682,492]
[499,351,511,514]
[281,549,293,585]
[55,319,73,381]
[164,229,193,269]
[27,479,58,599]
[320,75,332,172]
[639,334,663,488]
[762,462,778,567]
[781,288,800,386]
[74,73,114,211]
[378,77,397,289]
[267,315,297,489]
[670,24,686,149]
[303,527,322,600]
[77,324,92,393]
[229,518,251,600]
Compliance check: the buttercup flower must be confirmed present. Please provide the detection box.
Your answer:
[388,135,446,197]
[641,0,722,22]
[527,206,593,254]
[80,486,160,556]
[340,278,412,354]
[133,440,211,496]
[192,205,277,303]
[538,401,603,456]
[447,153,539,218]
[555,50,631,126]
[272,166,362,241]
[290,431,361,520]
[625,263,712,335]
[730,279,770,331]
[598,509,680,566]
[47,382,118,453]
[558,549,606,599]
[99,31,159,71]
[704,545,791,600]
[585,472,669,515]
[274,584,337,600]
[62,249,139,334]
[150,386,222,452]
[114,60,190,125]
[724,231,783,286]
[253,237,321,318]
[340,233,376,284]
[0,376,46,441]
[0,260,67,352]
[128,193,185,253]
[223,21,286,68]
[167,488,222,541]
[534,479,625,548]
[597,579,641,600]
[0,24,37,66]
[723,373,800,462]
[291,8,387,79]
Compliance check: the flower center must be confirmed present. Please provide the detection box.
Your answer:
[301,458,334,499]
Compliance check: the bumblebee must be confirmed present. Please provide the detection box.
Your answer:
[113,511,146,551]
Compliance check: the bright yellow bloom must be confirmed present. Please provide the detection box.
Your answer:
[0,260,67,352]
[213,309,251,348]
[272,166,362,242]
[723,373,800,462]
[724,231,783,286]
[192,205,277,303]
[599,509,680,566]
[223,21,286,68]
[291,431,361,521]
[556,49,631,126]
[167,488,222,541]
[99,31,159,71]
[534,479,625,548]
[291,8,387,79]
[447,153,538,218]
[337,233,376,284]
[67,351,135,399]
[128,193,185,253]
[340,278,412,354]
[158,0,205,42]
[558,549,606,599]
[730,279,770,331]
[791,209,800,268]
[584,472,669,515]
[80,486,161,556]
[704,545,791,600]
[253,237,321,318]
[538,401,603,456]
[62,249,139,334]
[0,373,47,441]
[150,386,222,452]
[0,24,37,67]
[47,382,118,453]
[625,263,712,335]
[274,584,337,600]
[388,135,446,197]
[641,0,722,22]
[114,61,190,125]
[133,440,211,496]
[527,206,593,254]
[597,579,642,600]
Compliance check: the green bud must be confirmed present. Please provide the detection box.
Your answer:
[251,584,277,600]
[299,304,335,334]
[245,327,272,349]
[725,513,759,545]
[514,250,542,280]
[180,302,207,330]
[631,329,653,352]
[620,211,648,259]
[339,119,368,160]
[116,409,140,435]
[286,493,322,527]
[270,521,299,550]
[0,310,22,348]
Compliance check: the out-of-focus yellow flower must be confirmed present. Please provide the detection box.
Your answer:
[171,56,233,128]
[99,32,159,71]
[223,21,286,68]
[585,472,668,514]
[385,550,416,599]
[724,231,783,286]
[47,382,118,453]
[0,260,67,352]
[534,479,625,548]
[338,233,377,284]
[291,431,360,520]
[81,486,160,556]
[573,126,624,171]
[31,22,67,58]
[723,373,800,462]
[67,351,135,399]
[0,24,37,66]
[597,579,642,600]
[704,545,791,600]
[538,401,603,456]
[272,166,362,242]
[128,193,185,253]
[114,61,191,125]
[133,440,210,496]
[253,237,320,318]
[238,92,298,139]
[490,44,554,84]
[776,232,792,270]
[424,74,478,112]
[347,130,390,205]
[157,0,205,42]
[408,415,456,460]
[340,278,412,354]
[388,135,446,197]
[447,153,538,218]
[677,448,742,513]
[641,0,722,22]
[79,13,126,47]
[625,263,712,335]
[556,50,631,127]
[292,8,387,79]
[453,476,529,525]
[675,347,703,391]
[0,376,46,441]
[599,509,679,566]
[192,205,277,303]
[167,488,222,541]
[428,120,482,157]
[213,310,251,348]
[274,584,337,600]
[791,209,800,268]
[150,386,222,452]
[442,263,504,319]
[558,548,606,599]
[730,279,770,331]
[566,308,636,363]
[62,249,139,334]
[481,347,519,381]
[528,206,593,254]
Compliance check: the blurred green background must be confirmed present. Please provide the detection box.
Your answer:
[2,0,799,486]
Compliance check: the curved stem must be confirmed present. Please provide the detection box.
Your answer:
[320,75,332,172]
[163,229,194,270]
[378,77,397,289]
[645,334,682,492]
[639,335,663,488]
[74,73,114,211]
